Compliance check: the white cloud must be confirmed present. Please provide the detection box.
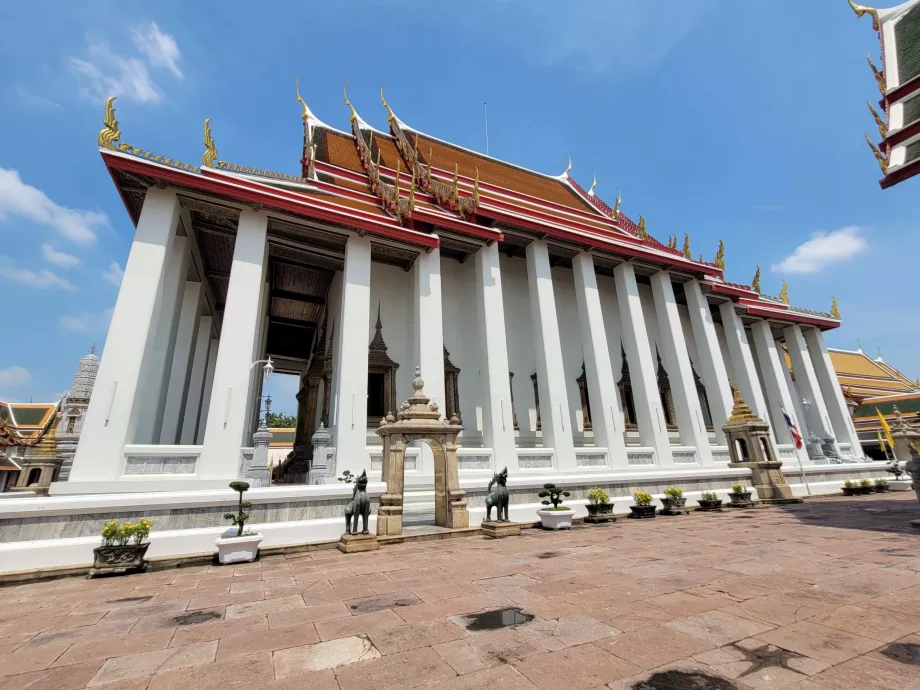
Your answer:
[103,261,124,286]
[0,168,106,245]
[41,244,80,268]
[0,264,76,291]
[771,226,869,275]
[0,366,30,388]
[16,86,62,111]
[59,308,114,332]
[132,22,182,78]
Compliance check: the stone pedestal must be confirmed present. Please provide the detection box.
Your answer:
[246,425,272,488]
[338,533,379,553]
[481,521,522,538]
[308,423,333,485]
[728,461,803,504]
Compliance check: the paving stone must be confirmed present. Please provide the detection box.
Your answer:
[595,624,716,670]
[273,635,381,676]
[512,642,641,689]
[335,646,455,690]
[224,595,305,619]
[755,620,882,665]
[666,610,775,646]
[146,650,274,689]
[368,619,466,655]
[345,591,423,614]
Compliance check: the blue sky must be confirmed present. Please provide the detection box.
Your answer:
[0,0,917,414]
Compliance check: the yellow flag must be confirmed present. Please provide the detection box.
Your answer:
[877,430,887,450]
[876,407,895,449]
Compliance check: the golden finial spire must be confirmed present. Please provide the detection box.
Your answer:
[865,133,888,172]
[831,296,840,319]
[295,76,316,121]
[667,235,677,250]
[848,0,880,30]
[726,382,762,425]
[202,118,217,168]
[752,266,761,292]
[98,96,120,149]
[779,280,789,305]
[681,233,692,260]
[472,168,480,206]
[612,187,621,218]
[867,100,888,138]
[380,83,396,123]
[867,55,886,95]
[588,170,596,196]
[343,81,357,123]
[561,153,572,177]
[636,215,649,239]
[715,240,725,270]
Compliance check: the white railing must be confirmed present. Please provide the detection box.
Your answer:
[711,446,730,464]
[626,447,657,466]
[458,448,493,471]
[516,448,555,470]
[672,447,699,465]
[122,445,201,476]
[575,449,609,468]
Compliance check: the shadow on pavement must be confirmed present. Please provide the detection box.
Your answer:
[775,493,920,536]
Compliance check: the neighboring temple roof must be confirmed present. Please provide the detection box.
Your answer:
[0,402,58,440]
[268,428,295,447]
[828,347,919,400]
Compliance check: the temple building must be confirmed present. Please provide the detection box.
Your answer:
[52,86,867,498]
[849,0,920,188]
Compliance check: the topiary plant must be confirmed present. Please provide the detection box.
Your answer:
[664,487,684,501]
[587,487,610,505]
[633,491,653,506]
[859,478,871,487]
[224,481,253,537]
[874,478,889,487]
[701,491,719,501]
[844,479,854,488]
[539,483,570,509]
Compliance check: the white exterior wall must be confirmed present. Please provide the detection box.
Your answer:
[500,255,539,436]
[551,267,589,438]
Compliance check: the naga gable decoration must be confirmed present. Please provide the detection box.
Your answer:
[98,96,120,149]
[715,240,725,270]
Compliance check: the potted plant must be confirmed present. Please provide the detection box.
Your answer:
[537,483,573,530]
[697,491,723,511]
[858,478,873,495]
[88,518,151,578]
[728,483,754,508]
[660,487,689,515]
[841,479,859,496]
[885,460,914,491]
[873,478,891,493]
[628,491,657,519]
[215,481,264,564]
[585,487,615,523]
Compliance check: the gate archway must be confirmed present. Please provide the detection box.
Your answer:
[375,368,468,536]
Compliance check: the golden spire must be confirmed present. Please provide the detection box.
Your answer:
[848,0,880,30]
[779,280,789,305]
[98,96,120,149]
[865,133,888,172]
[726,382,762,425]
[295,76,316,121]
[202,118,217,168]
[867,100,888,138]
[867,55,886,95]
[752,265,761,292]
[562,153,572,177]
[681,233,692,260]
[831,296,840,319]
[380,83,396,123]
[636,215,649,239]
[715,239,725,270]
[343,81,357,123]
[668,235,678,250]
[588,170,596,196]
[472,167,481,206]
[612,187,621,218]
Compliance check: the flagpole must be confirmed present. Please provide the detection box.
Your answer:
[783,401,811,496]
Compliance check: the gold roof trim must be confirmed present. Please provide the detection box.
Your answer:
[779,280,789,305]
[848,0,880,30]
[831,296,841,319]
[865,133,888,172]
[295,76,317,122]
[752,266,761,292]
[98,96,120,149]
[715,239,725,270]
[681,233,691,260]
[202,119,218,168]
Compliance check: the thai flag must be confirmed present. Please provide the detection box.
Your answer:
[781,404,803,450]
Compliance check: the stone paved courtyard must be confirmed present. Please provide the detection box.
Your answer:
[1,493,920,690]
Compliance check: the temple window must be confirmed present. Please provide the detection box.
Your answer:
[575,362,592,431]
[366,304,399,425]
[367,372,386,420]
[26,468,41,486]
[66,417,76,434]
[443,347,461,422]
[509,372,519,431]
[617,344,638,430]
[655,348,677,429]
[692,361,714,430]
[530,373,542,431]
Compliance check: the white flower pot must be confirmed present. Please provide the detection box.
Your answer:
[215,532,263,564]
[537,508,574,530]
[890,480,914,492]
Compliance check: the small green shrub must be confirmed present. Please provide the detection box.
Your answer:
[844,480,854,488]
[100,518,151,546]
[731,483,747,494]
[587,487,610,505]
[633,491,653,506]
[539,484,570,509]
[224,481,253,537]
[338,470,355,484]
[664,487,683,501]
[874,478,889,487]
[859,478,871,487]
[700,491,719,501]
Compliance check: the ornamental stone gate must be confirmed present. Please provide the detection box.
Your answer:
[375,367,468,536]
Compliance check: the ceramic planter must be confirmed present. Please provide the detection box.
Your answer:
[873,485,891,493]
[660,496,689,515]
[215,532,263,564]
[728,492,754,508]
[584,502,616,524]
[87,543,150,578]
[842,486,859,496]
[857,485,873,495]
[537,508,574,530]
[889,480,913,492]
[697,499,723,511]
[628,504,657,519]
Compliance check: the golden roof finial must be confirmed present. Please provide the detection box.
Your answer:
[562,153,572,177]
[636,215,649,239]
[848,0,880,30]
[380,83,396,123]
[715,239,725,270]
[472,167,481,206]
[726,382,762,425]
[865,133,888,173]
[343,81,357,123]
[612,187,621,218]
[831,296,840,319]
[98,96,120,149]
[588,170,596,196]
[202,118,217,168]
[752,265,761,292]
[867,55,887,95]
[867,100,888,138]
[779,280,789,305]
[681,233,692,260]
[295,76,316,122]
[667,235,677,250]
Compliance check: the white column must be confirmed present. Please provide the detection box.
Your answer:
[525,241,575,470]
[68,188,180,482]
[572,253,626,467]
[651,272,712,464]
[804,328,863,455]
[196,337,219,445]
[614,263,672,465]
[331,234,372,472]
[159,281,203,444]
[474,243,517,469]
[781,352,810,440]
[719,302,771,426]
[684,280,732,442]
[414,247,445,412]
[784,325,833,440]
[199,210,269,479]
[180,316,212,445]
[750,320,810,464]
